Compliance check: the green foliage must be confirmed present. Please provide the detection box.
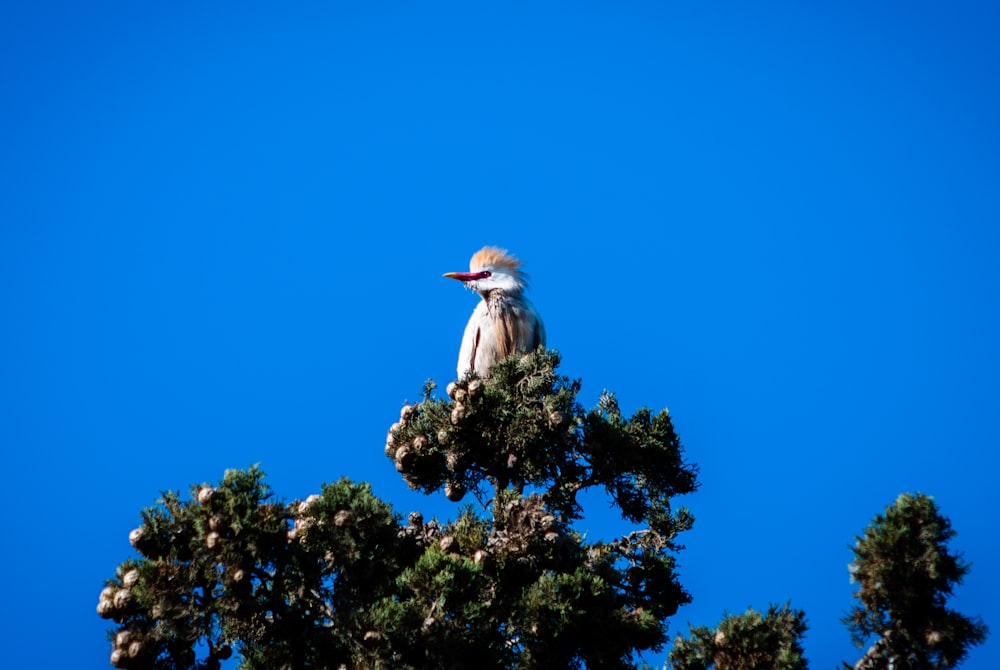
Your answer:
[100,350,699,669]
[666,492,989,670]
[388,350,696,541]
[99,351,994,669]
[97,467,415,669]
[842,493,988,670]
[668,604,808,670]
[98,350,992,669]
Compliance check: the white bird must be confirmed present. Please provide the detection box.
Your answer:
[444,246,546,377]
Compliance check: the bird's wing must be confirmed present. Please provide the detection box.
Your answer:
[531,304,546,349]
[517,297,545,349]
[494,298,545,361]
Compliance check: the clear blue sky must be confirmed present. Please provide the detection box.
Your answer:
[2,1,998,667]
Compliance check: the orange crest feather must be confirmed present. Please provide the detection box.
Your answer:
[469,246,523,274]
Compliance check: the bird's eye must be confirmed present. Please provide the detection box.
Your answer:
[482,271,492,278]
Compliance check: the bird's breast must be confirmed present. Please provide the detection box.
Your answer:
[458,292,543,377]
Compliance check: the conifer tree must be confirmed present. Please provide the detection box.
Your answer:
[843,493,988,670]
[98,350,700,669]
[666,493,987,670]
[667,604,808,670]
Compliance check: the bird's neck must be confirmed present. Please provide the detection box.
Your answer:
[481,289,520,313]
[480,288,508,299]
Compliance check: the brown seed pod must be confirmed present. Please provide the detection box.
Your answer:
[97,599,114,618]
[394,446,412,471]
[444,481,466,502]
[113,589,133,609]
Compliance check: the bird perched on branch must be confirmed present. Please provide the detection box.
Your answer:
[444,246,546,377]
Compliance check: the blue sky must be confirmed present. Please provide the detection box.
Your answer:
[2,1,998,667]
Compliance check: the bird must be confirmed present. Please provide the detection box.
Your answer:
[444,246,546,377]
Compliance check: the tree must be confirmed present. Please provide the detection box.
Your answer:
[98,352,990,669]
[97,350,700,669]
[667,604,808,670]
[843,493,988,670]
[667,495,987,670]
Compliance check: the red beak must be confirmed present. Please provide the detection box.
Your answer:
[443,271,490,282]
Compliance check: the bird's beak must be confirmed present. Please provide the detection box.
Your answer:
[443,271,488,282]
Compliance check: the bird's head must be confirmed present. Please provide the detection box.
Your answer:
[444,246,528,296]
